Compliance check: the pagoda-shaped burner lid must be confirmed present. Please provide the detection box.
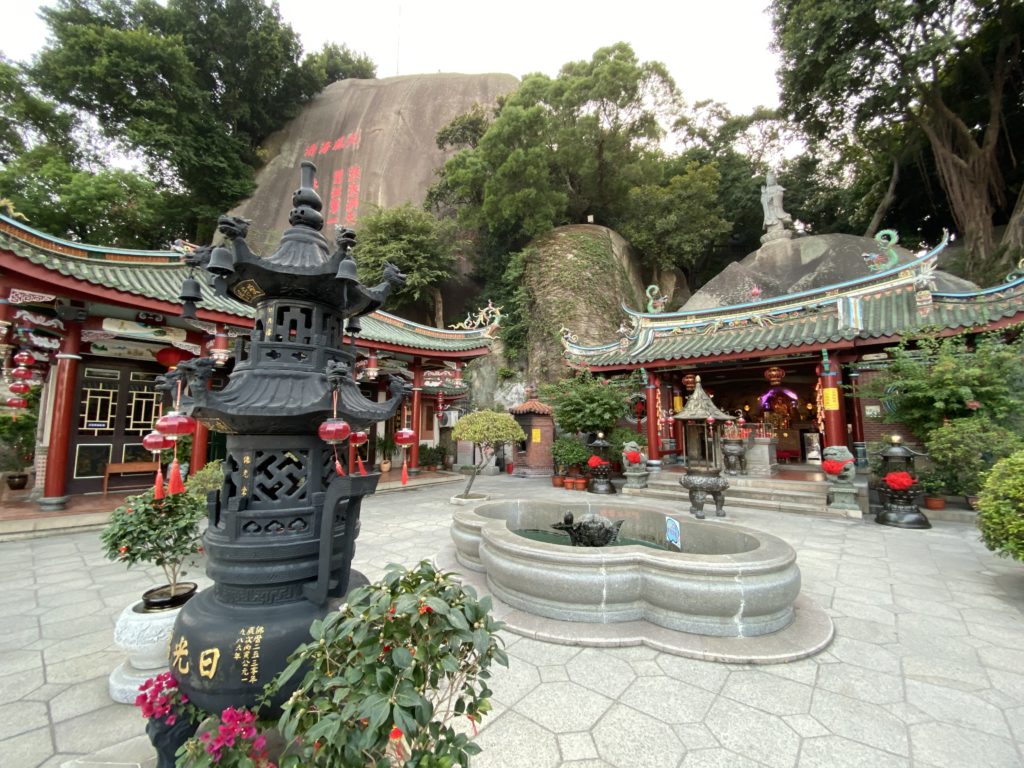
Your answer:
[673,376,733,422]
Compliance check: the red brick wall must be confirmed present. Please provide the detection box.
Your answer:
[856,369,925,450]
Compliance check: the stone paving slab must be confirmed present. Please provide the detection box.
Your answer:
[0,474,1021,767]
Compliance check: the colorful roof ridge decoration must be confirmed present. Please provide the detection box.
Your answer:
[560,233,1024,369]
[0,214,493,355]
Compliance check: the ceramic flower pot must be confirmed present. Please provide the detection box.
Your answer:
[923,495,947,511]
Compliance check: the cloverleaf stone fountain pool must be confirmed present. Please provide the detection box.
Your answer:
[441,499,833,663]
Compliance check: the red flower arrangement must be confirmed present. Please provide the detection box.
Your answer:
[822,459,852,476]
[587,454,609,469]
[624,450,642,464]
[883,471,915,491]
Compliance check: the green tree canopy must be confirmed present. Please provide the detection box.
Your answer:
[354,204,459,328]
[32,0,375,239]
[857,331,1024,439]
[539,371,632,436]
[771,0,1024,281]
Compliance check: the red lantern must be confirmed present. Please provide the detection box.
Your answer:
[349,431,368,446]
[764,366,786,386]
[5,397,27,409]
[681,374,697,392]
[737,416,746,427]
[143,431,175,452]
[318,418,351,445]
[12,350,35,367]
[155,346,194,370]
[9,382,30,395]
[155,411,197,436]
[706,416,716,425]
[394,428,417,447]
[11,367,32,380]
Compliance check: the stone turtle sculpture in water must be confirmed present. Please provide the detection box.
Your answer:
[552,511,625,547]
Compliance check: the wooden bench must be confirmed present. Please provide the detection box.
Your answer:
[103,461,159,495]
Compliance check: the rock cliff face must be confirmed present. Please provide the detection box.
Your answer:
[522,225,645,384]
[232,73,519,254]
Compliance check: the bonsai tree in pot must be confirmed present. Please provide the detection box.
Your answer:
[451,410,525,500]
[551,435,590,477]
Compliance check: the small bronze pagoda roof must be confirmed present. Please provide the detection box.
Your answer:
[673,376,733,421]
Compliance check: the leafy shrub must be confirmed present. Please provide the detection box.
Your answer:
[539,371,631,435]
[550,436,590,471]
[925,417,1022,496]
[185,459,222,500]
[177,561,507,767]
[977,449,1024,562]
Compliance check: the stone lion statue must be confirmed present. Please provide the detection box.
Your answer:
[621,441,647,470]
[821,445,857,484]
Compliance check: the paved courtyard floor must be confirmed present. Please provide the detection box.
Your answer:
[1,474,1023,767]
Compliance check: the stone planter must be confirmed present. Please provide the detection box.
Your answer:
[109,584,198,703]
[622,468,649,489]
[5,472,29,490]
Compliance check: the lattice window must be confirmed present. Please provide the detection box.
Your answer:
[251,450,308,504]
[78,385,118,435]
[125,389,161,435]
[273,304,315,345]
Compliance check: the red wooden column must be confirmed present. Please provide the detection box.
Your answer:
[40,322,82,510]
[190,342,210,475]
[645,370,660,460]
[410,362,424,472]
[819,352,846,448]
[672,384,685,455]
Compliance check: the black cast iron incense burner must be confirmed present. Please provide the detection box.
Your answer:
[164,162,408,713]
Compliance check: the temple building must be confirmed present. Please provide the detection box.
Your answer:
[0,214,494,509]
[560,232,1024,468]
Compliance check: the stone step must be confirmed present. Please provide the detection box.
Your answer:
[621,485,836,517]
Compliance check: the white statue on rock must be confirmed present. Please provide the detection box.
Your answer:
[760,171,794,243]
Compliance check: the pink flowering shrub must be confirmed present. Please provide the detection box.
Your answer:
[182,707,276,767]
[134,671,201,727]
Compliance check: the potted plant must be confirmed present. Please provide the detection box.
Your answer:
[175,561,506,768]
[551,436,590,479]
[0,390,37,490]
[916,469,948,510]
[101,488,205,703]
[377,433,397,473]
[450,410,525,503]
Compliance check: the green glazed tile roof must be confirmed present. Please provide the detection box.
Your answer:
[562,240,1024,369]
[0,216,492,354]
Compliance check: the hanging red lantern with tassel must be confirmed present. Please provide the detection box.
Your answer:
[350,430,368,476]
[9,381,30,395]
[395,427,417,485]
[11,366,33,380]
[318,418,351,444]
[5,396,27,409]
[155,411,197,437]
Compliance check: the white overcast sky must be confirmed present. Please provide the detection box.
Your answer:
[1,1,781,114]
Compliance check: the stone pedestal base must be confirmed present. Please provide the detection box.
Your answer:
[622,470,649,489]
[876,504,931,529]
[828,484,862,518]
[109,600,185,703]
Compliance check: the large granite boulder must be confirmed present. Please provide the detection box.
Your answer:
[681,233,977,312]
[231,73,519,255]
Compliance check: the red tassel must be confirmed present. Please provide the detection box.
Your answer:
[401,458,408,485]
[356,455,367,476]
[154,467,165,499]
[167,458,185,495]
[335,459,346,477]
